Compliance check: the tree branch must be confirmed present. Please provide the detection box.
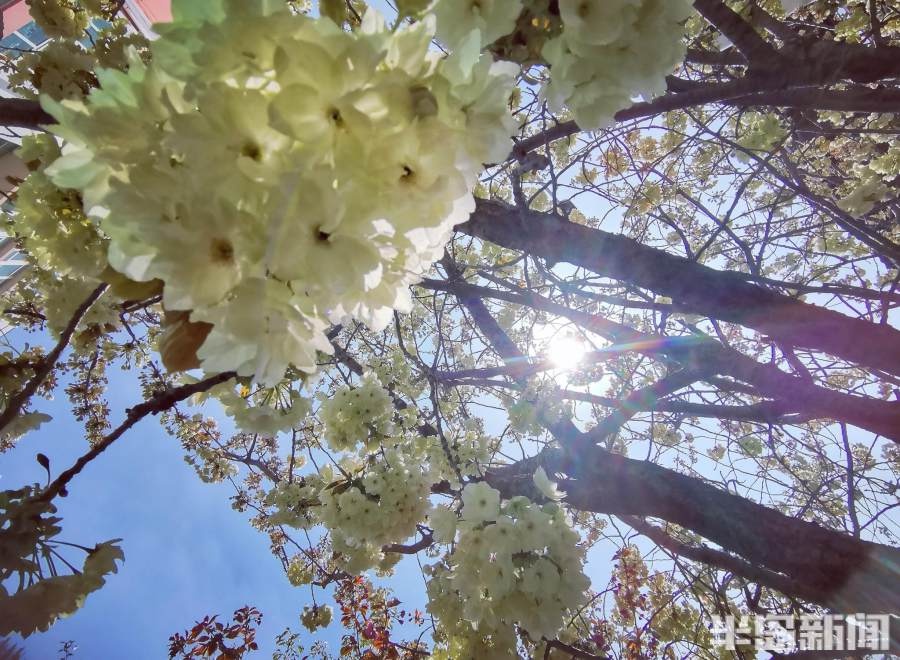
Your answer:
[424,277,900,441]
[0,284,108,434]
[727,86,900,114]
[579,369,706,445]
[685,47,747,66]
[545,639,607,659]
[621,516,812,603]
[560,390,805,425]
[459,200,900,380]
[38,371,236,503]
[511,29,900,161]
[0,98,55,130]
[489,446,900,617]
[382,531,434,555]
[692,0,779,64]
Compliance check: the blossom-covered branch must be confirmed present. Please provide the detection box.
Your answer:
[38,371,236,504]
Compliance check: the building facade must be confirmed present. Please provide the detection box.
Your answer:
[0,0,171,297]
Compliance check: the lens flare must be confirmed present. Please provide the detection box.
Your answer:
[545,336,587,370]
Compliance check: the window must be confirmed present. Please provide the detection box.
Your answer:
[0,263,23,278]
[79,18,113,47]
[0,32,32,59]
[17,21,48,48]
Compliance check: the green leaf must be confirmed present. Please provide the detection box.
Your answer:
[320,0,348,24]
[737,437,764,457]
[171,0,225,25]
[150,26,202,78]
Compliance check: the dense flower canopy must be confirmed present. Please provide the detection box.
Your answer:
[19,0,694,388]
[0,0,899,657]
[42,0,519,385]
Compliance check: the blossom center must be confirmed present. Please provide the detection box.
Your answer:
[400,165,416,184]
[327,106,344,127]
[240,141,262,161]
[210,238,235,264]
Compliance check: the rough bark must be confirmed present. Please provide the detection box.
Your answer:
[0,98,55,130]
[459,200,900,380]
[489,447,900,620]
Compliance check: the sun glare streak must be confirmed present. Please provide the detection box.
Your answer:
[545,336,588,371]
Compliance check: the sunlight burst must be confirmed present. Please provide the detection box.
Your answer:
[545,336,588,371]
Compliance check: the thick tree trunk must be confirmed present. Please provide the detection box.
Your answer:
[461,200,900,379]
[0,98,54,130]
[489,446,900,620]
[455,272,900,645]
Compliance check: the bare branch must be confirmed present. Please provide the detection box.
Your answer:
[0,98,55,130]
[621,516,811,606]
[692,0,779,64]
[0,284,108,434]
[37,371,236,504]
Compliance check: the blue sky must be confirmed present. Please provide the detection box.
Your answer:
[0,320,617,659]
[1,330,351,658]
[1,315,439,658]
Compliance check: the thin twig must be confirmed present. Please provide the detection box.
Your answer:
[37,371,236,503]
[0,284,108,433]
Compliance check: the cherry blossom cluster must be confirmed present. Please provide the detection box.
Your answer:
[541,0,693,128]
[734,112,788,163]
[26,0,90,39]
[838,140,899,217]
[43,0,517,385]
[425,427,492,487]
[428,0,693,129]
[9,20,149,102]
[0,350,52,448]
[286,555,315,587]
[300,604,333,632]
[265,477,324,530]
[264,437,434,574]
[505,381,570,436]
[9,133,122,342]
[319,446,433,572]
[319,375,395,451]
[426,482,589,656]
[215,383,310,436]
[12,136,106,279]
